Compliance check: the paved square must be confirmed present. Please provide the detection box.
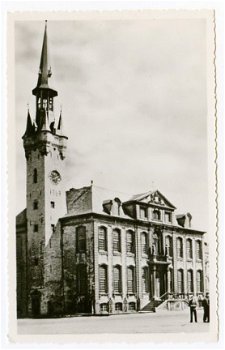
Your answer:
[18,309,209,334]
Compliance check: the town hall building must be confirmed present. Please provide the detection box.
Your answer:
[16,22,208,318]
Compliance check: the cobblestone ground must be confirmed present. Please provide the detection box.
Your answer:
[18,309,210,335]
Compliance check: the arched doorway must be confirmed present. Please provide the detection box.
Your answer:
[31,290,41,317]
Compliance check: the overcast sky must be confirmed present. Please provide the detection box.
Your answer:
[15,18,208,231]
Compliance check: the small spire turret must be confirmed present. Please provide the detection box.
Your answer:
[23,109,35,138]
[56,108,63,135]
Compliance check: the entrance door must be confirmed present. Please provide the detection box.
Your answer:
[31,294,40,317]
[155,269,166,299]
[155,271,160,299]
[160,270,166,297]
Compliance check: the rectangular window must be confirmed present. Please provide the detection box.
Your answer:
[34,224,38,232]
[141,233,148,255]
[186,239,193,259]
[99,266,108,294]
[98,227,107,251]
[165,212,172,223]
[196,241,202,260]
[113,229,121,253]
[127,267,135,294]
[50,201,55,208]
[126,231,135,254]
[176,238,183,258]
[100,303,108,312]
[165,236,173,256]
[140,206,147,219]
[153,209,161,221]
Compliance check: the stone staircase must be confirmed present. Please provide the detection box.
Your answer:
[141,299,164,312]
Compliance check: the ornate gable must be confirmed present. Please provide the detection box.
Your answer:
[132,190,176,209]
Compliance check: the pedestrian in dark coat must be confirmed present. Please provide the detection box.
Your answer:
[189,295,198,323]
[202,293,210,322]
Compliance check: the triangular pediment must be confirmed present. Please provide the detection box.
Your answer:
[131,190,176,209]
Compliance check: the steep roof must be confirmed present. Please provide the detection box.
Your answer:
[16,208,27,226]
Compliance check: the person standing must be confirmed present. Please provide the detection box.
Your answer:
[202,292,210,322]
[189,295,198,323]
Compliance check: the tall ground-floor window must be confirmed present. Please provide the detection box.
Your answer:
[99,265,108,294]
[187,269,194,293]
[141,232,148,255]
[177,269,184,293]
[142,266,149,293]
[165,236,173,256]
[76,264,87,295]
[113,265,122,294]
[127,266,135,294]
[168,268,173,293]
[196,270,203,293]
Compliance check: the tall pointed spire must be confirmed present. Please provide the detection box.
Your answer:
[37,20,49,88]
[32,21,57,97]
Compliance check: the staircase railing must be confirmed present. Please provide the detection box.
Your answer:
[158,292,174,301]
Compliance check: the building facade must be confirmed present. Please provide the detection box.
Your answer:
[16,23,208,318]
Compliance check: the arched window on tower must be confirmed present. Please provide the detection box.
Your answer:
[76,226,86,253]
[33,168,37,183]
[33,200,38,210]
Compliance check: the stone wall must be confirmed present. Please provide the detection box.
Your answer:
[61,218,95,314]
[66,187,92,215]
[16,227,27,317]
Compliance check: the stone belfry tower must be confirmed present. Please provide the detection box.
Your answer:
[23,21,67,315]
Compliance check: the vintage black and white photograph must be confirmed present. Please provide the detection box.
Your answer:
[8,9,218,342]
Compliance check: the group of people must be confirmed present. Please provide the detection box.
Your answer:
[188,293,210,323]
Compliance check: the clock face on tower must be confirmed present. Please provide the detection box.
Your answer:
[49,170,61,185]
